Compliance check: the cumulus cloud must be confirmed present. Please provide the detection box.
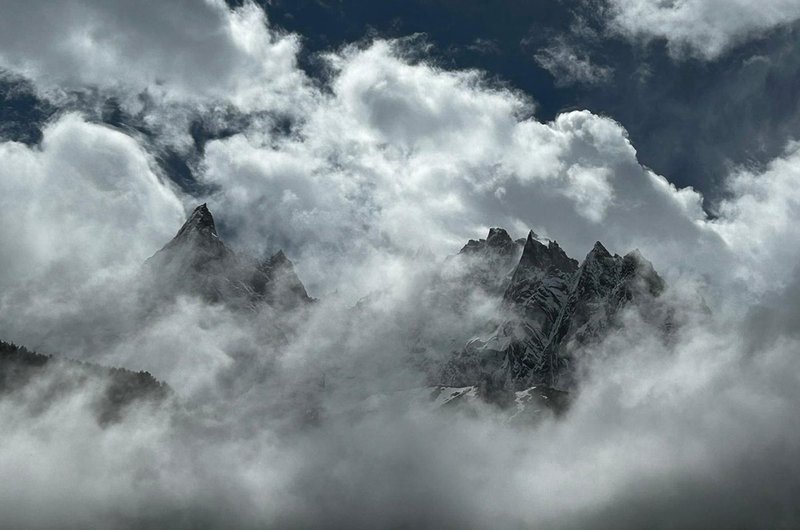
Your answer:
[0,0,307,110]
[198,40,724,296]
[0,0,315,156]
[710,141,800,289]
[606,0,800,59]
[0,113,184,291]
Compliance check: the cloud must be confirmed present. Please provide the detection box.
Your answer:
[535,38,613,86]
[0,0,307,111]
[197,40,725,298]
[606,0,800,59]
[0,113,184,292]
[710,140,800,290]
[3,287,800,529]
[2,4,800,528]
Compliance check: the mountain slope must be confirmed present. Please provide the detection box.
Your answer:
[451,227,526,299]
[440,231,665,391]
[145,203,312,310]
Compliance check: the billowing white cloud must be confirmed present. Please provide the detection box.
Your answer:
[199,40,723,297]
[0,0,309,113]
[0,113,184,291]
[711,140,800,289]
[606,0,800,59]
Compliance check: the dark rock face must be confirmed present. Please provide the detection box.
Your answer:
[445,227,526,300]
[251,250,313,310]
[441,233,665,391]
[145,204,313,310]
[160,203,227,260]
[145,203,240,303]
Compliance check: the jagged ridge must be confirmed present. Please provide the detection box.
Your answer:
[441,229,665,391]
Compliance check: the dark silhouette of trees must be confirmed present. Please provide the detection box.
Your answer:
[0,340,170,425]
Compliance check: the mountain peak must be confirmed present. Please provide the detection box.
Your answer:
[446,231,667,391]
[146,203,231,279]
[259,249,293,272]
[254,249,313,307]
[145,207,313,309]
[269,249,288,264]
[157,203,227,257]
[175,203,217,240]
[589,241,611,258]
[486,227,513,247]
[459,227,520,256]
[515,231,578,274]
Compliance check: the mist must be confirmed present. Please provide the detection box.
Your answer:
[2,218,799,528]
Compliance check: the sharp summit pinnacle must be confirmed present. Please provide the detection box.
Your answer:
[174,203,217,240]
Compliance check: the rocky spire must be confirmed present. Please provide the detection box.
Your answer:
[459,227,519,256]
[444,232,667,392]
[485,227,514,249]
[253,249,313,307]
[144,204,313,309]
[145,203,233,287]
[154,203,229,259]
[587,240,611,260]
[171,203,218,242]
[514,231,578,276]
